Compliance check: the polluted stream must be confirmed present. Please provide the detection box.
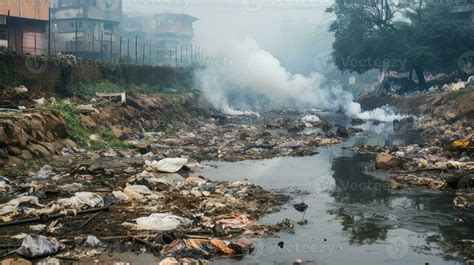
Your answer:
[1,112,473,264]
[191,114,474,265]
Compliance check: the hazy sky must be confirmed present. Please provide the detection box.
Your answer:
[122,0,334,54]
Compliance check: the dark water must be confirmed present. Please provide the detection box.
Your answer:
[191,114,474,265]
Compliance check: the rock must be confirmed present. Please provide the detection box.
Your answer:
[293,202,308,212]
[393,117,415,132]
[236,237,253,251]
[62,139,77,148]
[336,127,350,138]
[240,132,250,140]
[111,125,133,140]
[271,118,288,128]
[0,127,8,146]
[7,146,22,156]
[6,156,24,166]
[443,110,457,121]
[135,142,151,154]
[28,144,52,158]
[20,150,33,160]
[0,258,32,265]
[1,120,28,147]
[375,153,402,170]
[351,118,365,126]
[81,114,97,128]
[389,179,402,189]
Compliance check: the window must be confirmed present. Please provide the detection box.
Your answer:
[104,22,113,31]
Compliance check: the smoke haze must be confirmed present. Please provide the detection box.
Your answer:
[196,39,403,122]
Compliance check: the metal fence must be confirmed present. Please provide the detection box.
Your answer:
[0,15,205,68]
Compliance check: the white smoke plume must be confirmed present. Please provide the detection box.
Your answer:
[196,39,403,122]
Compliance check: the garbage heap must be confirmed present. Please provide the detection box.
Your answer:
[0,158,288,263]
[128,114,344,162]
[355,135,474,209]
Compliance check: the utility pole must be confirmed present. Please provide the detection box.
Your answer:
[109,32,113,61]
[119,36,122,62]
[48,7,51,57]
[100,31,104,60]
[7,10,10,53]
[127,38,130,64]
[142,43,145,65]
[175,46,178,67]
[92,32,94,54]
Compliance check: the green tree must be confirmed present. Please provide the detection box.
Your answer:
[326,1,474,90]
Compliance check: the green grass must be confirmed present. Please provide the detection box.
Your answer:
[44,101,131,151]
[71,80,155,101]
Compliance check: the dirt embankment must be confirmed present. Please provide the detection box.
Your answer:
[0,110,74,167]
[359,86,474,119]
[0,93,211,167]
[82,93,211,139]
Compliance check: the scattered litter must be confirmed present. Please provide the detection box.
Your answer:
[125,213,191,231]
[16,235,64,259]
[57,192,104,209]
[145,158,189,173]
[0,196,45,216]
[35,165,56,179]
[184,176,207,187]
[29,224,47,231]
[84,235,102,247]
[216,215,253,230]
[302,115,320,123]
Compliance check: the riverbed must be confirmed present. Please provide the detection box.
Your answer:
[191,114,474,265]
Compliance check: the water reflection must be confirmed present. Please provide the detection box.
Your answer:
[327,150,474,262]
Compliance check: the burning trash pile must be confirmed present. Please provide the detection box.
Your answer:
[0,157,288,263]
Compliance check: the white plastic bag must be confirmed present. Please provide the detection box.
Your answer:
[16,235,64,258]
[0,196,45,216]
[145,158,188,173]
[57,192,103,208]
[130,213,190,231]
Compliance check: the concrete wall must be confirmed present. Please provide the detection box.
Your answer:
[0,54,193,95]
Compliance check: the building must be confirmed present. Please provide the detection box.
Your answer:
[0,0,50,55]
[122,13,198,65]
[51,0,122,59]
